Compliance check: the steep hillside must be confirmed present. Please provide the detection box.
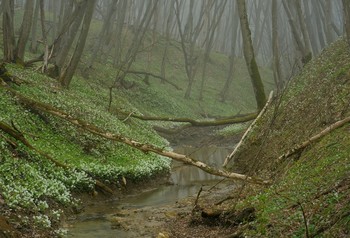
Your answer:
[226,39,350,237]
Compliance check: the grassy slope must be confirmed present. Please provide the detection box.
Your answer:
[229,39,350,237]
[0,17,274,236]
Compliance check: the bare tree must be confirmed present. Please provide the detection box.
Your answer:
[220,1,240,103]
[175,0,207,99]
[198,0,227,101]
[87,0,118,69]
[108,0,160,109]
[160,0,176,82]
[282,0,312,66]
[59,0,97,88]
[237,0,266,110]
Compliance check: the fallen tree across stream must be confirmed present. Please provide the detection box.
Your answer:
[117,110,258,127]
[0,83,270,185]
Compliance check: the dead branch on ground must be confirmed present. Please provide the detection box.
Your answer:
[117,109,258,127]
[0,84,271,185]
[223,91,274,167]
[278,115,350,160]
[0,120,113,194]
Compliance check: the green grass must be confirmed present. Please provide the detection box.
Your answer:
[0,10,275,235]
[229,39,350,237]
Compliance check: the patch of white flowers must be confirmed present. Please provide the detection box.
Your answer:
[33,214,51,228]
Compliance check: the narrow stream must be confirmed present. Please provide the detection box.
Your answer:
[65,146,232,238]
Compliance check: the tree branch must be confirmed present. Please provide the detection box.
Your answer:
[124,69,182,90]
[1,84,270,185]
[278,115,350,160]
[0,120,113,194]
[223,91,273,167]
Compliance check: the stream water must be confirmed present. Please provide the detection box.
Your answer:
[65,146,232,238]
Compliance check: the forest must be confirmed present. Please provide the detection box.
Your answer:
[0,0,350,237]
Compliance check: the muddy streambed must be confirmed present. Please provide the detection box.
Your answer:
[65,146,232,238]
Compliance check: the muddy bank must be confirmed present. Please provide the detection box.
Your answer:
[66,146,239,238]
[107,182,240,238]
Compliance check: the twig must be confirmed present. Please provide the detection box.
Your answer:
[298,201,310,238]
[122,111,135,122]
[192,186,203,216]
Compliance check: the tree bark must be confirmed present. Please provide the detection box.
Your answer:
[59,0,96,88]
[15,0,35,63]
[237,0,267,111]
[2,0,15,62]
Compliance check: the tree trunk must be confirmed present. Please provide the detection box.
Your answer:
[294,0,313,62]
[2,0,15,62]
[87,0,118,69]
[271,0,283,92]
[29,0,40,53]
[199,0,227,101]
[53,2,86,76]
[15,0,35,63]
[59,0,96,88]
[343,0,350,48]
[112,0,128,67]
[237,0,267,111]
[220,1,239,103]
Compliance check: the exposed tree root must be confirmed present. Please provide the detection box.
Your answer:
[0,84,271,185]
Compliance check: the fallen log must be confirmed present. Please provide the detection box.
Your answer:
[278,115,350,160]
[117,109,258,127]
[1,84,270,185]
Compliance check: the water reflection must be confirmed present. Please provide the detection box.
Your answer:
[66,146,232,238]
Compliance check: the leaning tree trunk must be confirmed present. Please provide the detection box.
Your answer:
[2,0,15,62]
[59,0,96,88]
[15,0,35,63]
[237,0,267,111]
